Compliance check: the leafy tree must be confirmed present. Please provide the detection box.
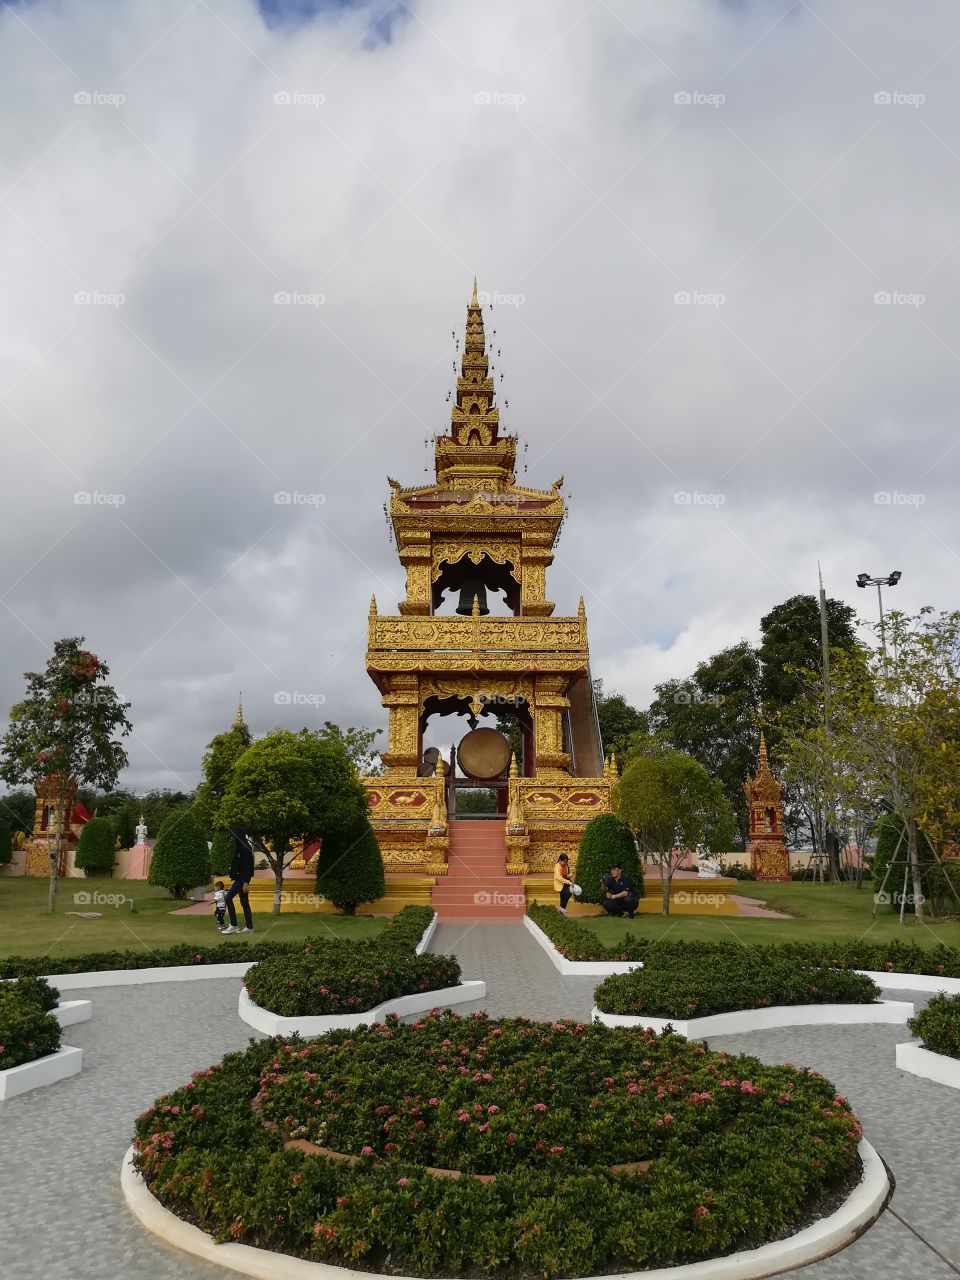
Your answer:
[0,637,132,911]
[219,729,369,914]
[647,642,760,846]
[75,816,117,876]
[194,716,253,835]
[114,803,138,850]
[148,808,211,898]
[139,790,195,836]
[0,789,35,838]
[759,594,858,720]
[209,829,234,876]
[617,750,736,915]
[0,820,11,866]
[456,788,497,814]
[311,723,383,776]
[315,815,386,914]
[593,680,648,762]
[574,813,643,904]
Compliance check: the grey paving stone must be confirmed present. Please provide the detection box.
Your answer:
[0,935,955,1280]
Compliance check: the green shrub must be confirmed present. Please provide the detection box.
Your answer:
[315,816,385,914]
[721,862,756,881]
[594,948,879,1018]
[0,820,11,866]
[528,904,649,962]
[148,809,211,899]
[75,816,116,876]
[0,983,62,1069]
[10,975,59,1012]
[131,1013,863,1277]
[908,993,960,1059]
[114,805,138,850]
[574,813,643,904]
[209,829,234,876]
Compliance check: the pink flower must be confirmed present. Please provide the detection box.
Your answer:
[533,1103,547,1113]
[361,1145,374,1156]
[487,1104,499,1115]
[458,1109,470,1123]
[429,1098,440,1107]
[506,1133,517,1144]
[482,1073,493,1082]
[478,1123,489,1134]
[694,1206,710,1220]
[396,1177,409,1186]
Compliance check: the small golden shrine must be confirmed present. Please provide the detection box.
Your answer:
[361,282,613,877]
[24,773,88,876]
[744,732,790,881]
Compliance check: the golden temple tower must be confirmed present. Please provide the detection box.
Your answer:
[362,283,612,898]
[744,732,790,881]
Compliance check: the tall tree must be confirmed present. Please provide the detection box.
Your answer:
[616,750,736,915]
[0,638,131,911]
[592,680,648,762]
[311,722,383,776]
[219,729,369,914]
[759,593,858,719]
[647,641,760,846]
[0,789,35,838]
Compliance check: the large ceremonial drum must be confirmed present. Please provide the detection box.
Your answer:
[457,727,511,780]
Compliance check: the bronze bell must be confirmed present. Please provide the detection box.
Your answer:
[456,579,490,615]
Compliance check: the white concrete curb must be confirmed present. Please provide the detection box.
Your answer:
[0,1045,83,1100]
[238,981,487,1037]
[523,915,642,976]
[896,1040,960,1090]
[121,1139,889,1280]
[592,1000,915,1037]
[414,913,439,956]
[38,962,255,990]
[858,969,960,995]
[53,999,92,1028]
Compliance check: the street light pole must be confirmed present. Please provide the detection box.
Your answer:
[856,571,901,669]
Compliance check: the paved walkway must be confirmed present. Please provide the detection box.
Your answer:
[0,925,957,1280]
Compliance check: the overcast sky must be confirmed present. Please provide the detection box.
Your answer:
[1,0,957,794]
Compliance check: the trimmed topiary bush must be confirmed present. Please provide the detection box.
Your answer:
[0,981,62,1069]
[908,993,960,1059]
[209,829,234,877]
[148,809,211,899]
[594,948,879,1019]
[574,812,643,904]
[114,804,138,850]
[315,816,385,914]
[132,1012,864,1278]
[75,816,116,876]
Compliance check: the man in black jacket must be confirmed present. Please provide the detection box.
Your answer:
[223,826,255,933]
[600,864,637,919]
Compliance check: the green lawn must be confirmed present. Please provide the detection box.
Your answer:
[575,881,960,950]
[0,878,386,960]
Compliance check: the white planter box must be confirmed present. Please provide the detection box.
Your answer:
[41,962,255,990]
[0,1045,83,1100]
[53,999,92,1028]
[896,1040,960,1090]
[593,999,914,1038]
[122,1138,889,1280]
[523,915,642,976]
[414,913,439,956]
[857,969,960,995]
[238,981,487,1037]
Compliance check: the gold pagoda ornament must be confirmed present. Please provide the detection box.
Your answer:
[744,732,790,881]
[360,282,613,881]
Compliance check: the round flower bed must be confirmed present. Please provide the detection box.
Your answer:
[908,993,960,1059]
[243,944,461,1018]
[0,977,62,1069]
[131,1011,865,1277]
[594,949,879,1019]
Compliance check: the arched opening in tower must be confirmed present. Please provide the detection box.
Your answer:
[432,553,520,616]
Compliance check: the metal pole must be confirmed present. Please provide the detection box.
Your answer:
[876,581,889,666]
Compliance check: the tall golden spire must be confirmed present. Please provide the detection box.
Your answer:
[451,280,498,445]
[758,730,769,771]
[470,275,479,307]
[235,692,244,726]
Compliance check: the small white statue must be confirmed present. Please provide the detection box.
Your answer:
[695,843,721,878]
[135,814,148,846]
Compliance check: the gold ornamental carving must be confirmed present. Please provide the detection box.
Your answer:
[431,544,521,583]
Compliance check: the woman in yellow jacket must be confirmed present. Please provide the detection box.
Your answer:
[554,854,579,914]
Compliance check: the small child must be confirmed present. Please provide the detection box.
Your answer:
[213,881,227,932]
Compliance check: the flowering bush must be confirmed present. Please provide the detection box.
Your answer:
[131,1012,864,1277]
[0,979,62,1070]
[908,993,960,1059]
[528,904,960,976]
[243,906,457,1017]
[595,950,879,1018]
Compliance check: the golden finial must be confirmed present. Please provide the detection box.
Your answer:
[578,596,586,618]
[235,693,244,726]
[470,276,479,307]
[758,730,769,769]
[369,594,378,617]
[471,594,481,618]
[509,751,519,779]
[610,751,618,775]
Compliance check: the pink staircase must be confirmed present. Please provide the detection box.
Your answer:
[431,821,527,922]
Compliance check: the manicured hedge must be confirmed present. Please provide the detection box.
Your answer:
[0,976,62,1069]
[243,907,457,1017]
[132,1012,863,1278]
[528,904,960,976]
[0,906,435,980]
[594,950,879,1019]
[908,994,960,1060]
